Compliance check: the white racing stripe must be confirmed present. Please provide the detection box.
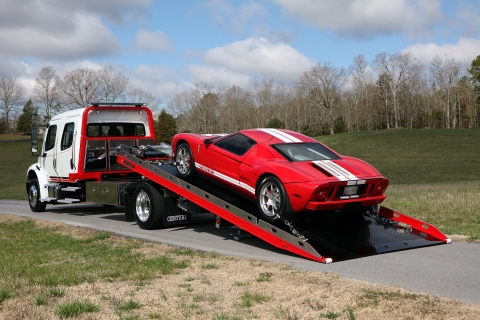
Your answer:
[258,128,302,143]
[312,160,360,184]
[267,128,302,143]
[195,163,256,195]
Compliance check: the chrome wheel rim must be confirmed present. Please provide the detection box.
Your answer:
[29,184,38,208]
[176,147,191,175]
[259,182,281,218]
[135,190,150,222]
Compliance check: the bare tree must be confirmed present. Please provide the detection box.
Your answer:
[97,65,130,103]
[34,66,61,121]
[125,87,162,117]
[0,76,26,132]
[58,68,101,109]
[373,52,421,128]
[430,55,460,128]
[300,62,347,135]
[349,54,374,130]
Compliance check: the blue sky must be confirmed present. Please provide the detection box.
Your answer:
[1,0,480,104]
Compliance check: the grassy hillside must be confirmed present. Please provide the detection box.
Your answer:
[317,129,480,239]
[1,130,479,239]
[316,128,480,185]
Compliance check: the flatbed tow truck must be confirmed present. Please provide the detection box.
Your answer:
[27,103,451,263]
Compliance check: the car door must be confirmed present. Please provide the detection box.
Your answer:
[201,133,257,196]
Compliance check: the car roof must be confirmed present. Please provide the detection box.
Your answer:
[240,128,317,144]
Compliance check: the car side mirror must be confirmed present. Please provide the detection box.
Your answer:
[31,127,39,155]
[204,139,212,145]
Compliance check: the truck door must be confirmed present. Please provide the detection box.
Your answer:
[41,124,59,180]
[56,122,76,180]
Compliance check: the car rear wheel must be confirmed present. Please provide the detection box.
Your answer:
[256,176,295,223]
[175,143,197,178]
[28,178,46,212]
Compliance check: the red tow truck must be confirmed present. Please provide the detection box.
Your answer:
[26,103,451,263]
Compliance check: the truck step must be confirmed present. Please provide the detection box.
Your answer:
[40,197,57,202]
[57,198,81,204]
[61,186,82,192]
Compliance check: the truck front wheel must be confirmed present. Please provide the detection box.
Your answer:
[28,179,46,212]
[133,182,164,230]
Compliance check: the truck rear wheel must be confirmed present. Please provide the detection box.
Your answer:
[28,179,46,212]
[134,182,164,229]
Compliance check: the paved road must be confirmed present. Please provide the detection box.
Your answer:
[1,200,479,305]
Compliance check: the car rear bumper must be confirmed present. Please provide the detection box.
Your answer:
[305,195,386,211]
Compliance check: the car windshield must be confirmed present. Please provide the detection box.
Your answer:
[273,143,340,162]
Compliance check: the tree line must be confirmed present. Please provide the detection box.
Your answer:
[2,52,480,140]
[0,66,162,134]
[168,53,480,136]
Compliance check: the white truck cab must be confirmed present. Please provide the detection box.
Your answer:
[26,103,170,212]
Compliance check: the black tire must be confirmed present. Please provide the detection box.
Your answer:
[256,176,295,223]
[175,143,197,178]
[133,182,164,230]
[28,178,46,212]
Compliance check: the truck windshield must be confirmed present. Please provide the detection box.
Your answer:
[86,123,146,137]
[273,143,340,162]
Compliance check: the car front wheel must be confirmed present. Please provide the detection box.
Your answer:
[175,143,196,178]
[256,176,295,223]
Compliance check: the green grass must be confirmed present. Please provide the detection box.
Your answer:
[56,300,100,318]
[1,129,479,238]
[0,220,189,290]
[316,129,480,185]
[317,129,480,240]
[0,138,39,200]
[238,291,270,308]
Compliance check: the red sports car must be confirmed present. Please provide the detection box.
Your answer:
[171,129,388,223]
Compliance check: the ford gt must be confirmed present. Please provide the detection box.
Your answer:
[171,128,388,223]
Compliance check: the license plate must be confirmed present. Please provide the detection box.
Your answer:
[343,186,358,196]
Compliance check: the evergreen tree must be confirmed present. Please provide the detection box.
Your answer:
[16,99,40,134]
[468,55,480,106]
[156,109,177,143]
[266,118,285,129]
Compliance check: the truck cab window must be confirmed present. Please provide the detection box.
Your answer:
[61,123,75,151]
[44,125,57,152]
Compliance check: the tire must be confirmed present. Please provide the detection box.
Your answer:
[133,182,164,230]
[175,143,197,178]
[256,176,295,223]
[28,178,46,212]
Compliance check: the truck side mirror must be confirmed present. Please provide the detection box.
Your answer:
[31,127,38,155]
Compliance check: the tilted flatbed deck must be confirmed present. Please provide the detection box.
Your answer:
[117,148,451,263]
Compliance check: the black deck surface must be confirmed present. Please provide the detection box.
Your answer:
[154,164,444,261]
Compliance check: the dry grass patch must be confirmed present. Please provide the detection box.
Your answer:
[0,214,479,319]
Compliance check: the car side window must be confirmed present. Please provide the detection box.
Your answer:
[44,125,57,152]
[60,122,75,151]
[214,133,256,156]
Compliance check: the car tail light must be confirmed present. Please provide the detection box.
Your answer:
[311,186,331,202]
[371,181,388,196]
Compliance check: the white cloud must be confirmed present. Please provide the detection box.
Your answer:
[200,37,314,83]
[135,30,174,52]
[188,65,253,88]
[271,0,443,38]
[0,14,119,60]
[204,0,268,35]
[402,37,480,69]
[131,65,189,101]
[0,0,151,61]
